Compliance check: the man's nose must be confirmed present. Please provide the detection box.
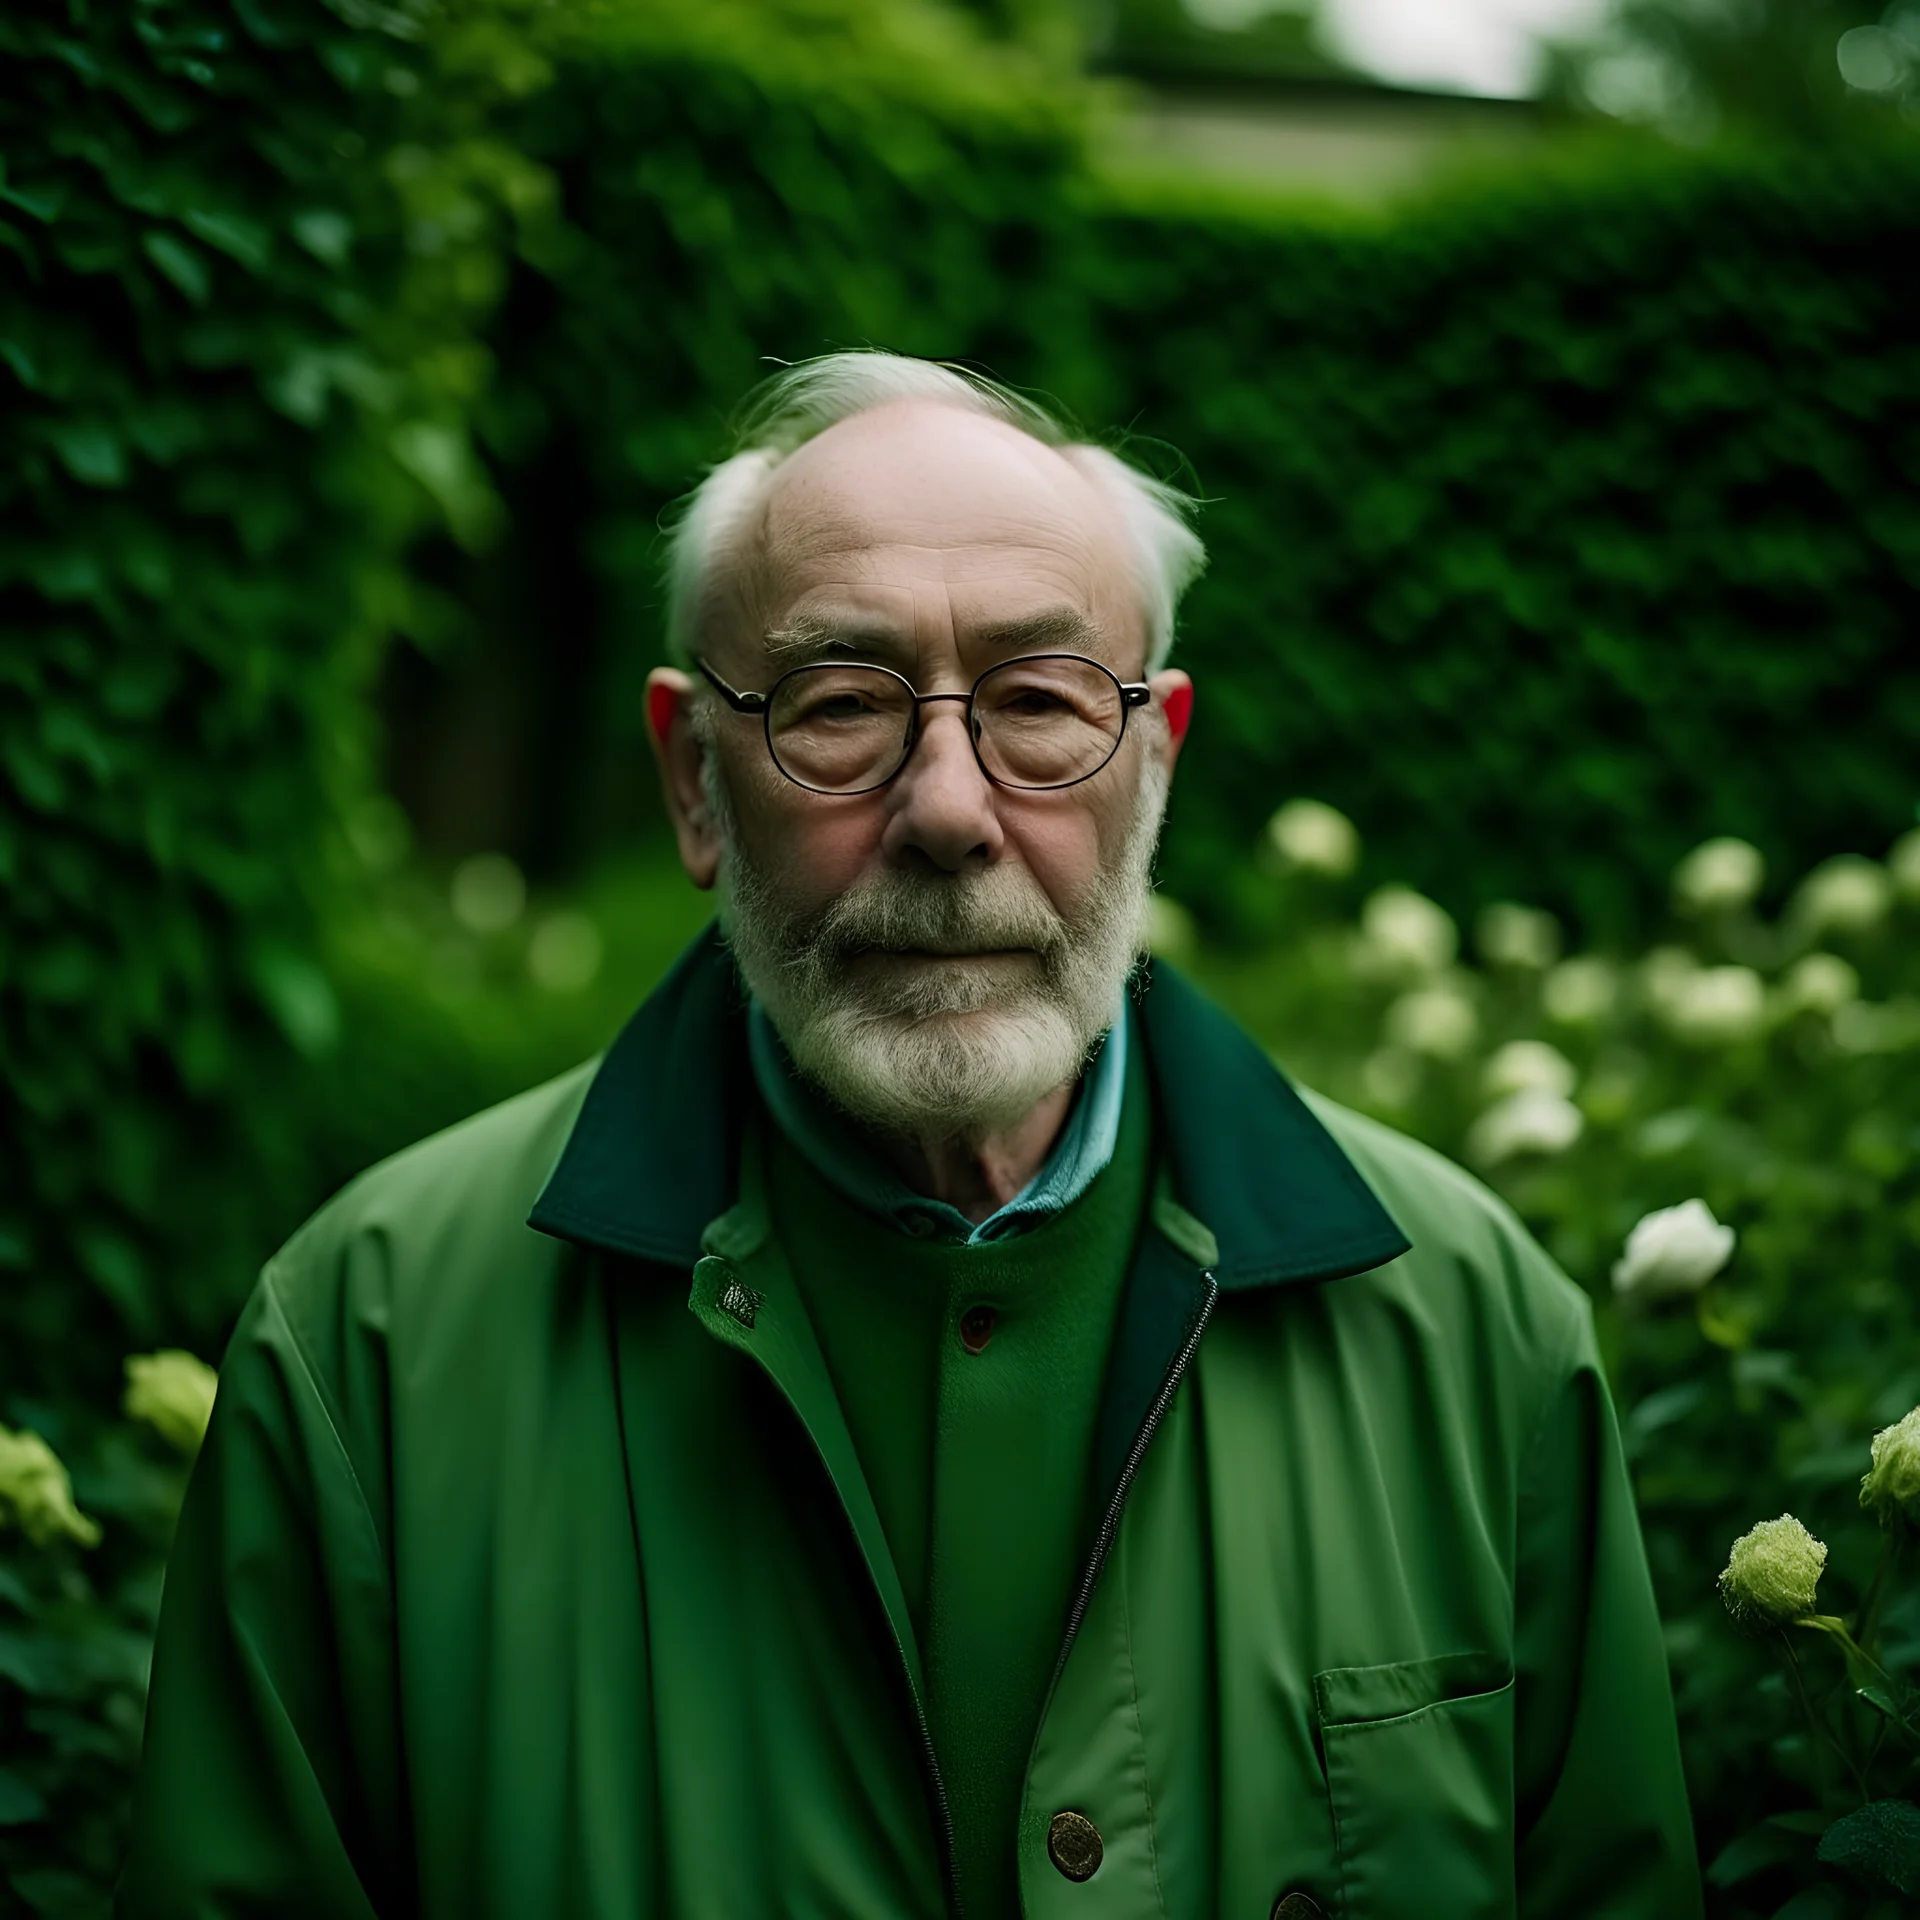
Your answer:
[880,702,1005,872]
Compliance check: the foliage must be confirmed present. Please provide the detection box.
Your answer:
[1537,0,1910,143]
[404,16,1920,945]
[1176,809,1920,1915]
[0,0,545,1904]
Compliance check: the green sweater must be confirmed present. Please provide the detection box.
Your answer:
[765,1041,1151,1920]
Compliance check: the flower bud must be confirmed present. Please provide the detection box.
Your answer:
[1860,1407,1920,1530]
[1265,799,1360,878]
[124,1350,219,1458]
[0,1425,102,1549]
[1718,1515,1826,1629]
[1611,1198,1736,1302]
[1356,886,1457,980]
[1673,837,1764,915]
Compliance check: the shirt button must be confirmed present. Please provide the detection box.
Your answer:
[959,1305,997,1354]
[1046,1809,1102,1882]
[1271,1894,1325,1920]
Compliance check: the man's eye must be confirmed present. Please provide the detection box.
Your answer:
[800,691,882,722]
[996,685,1071,716]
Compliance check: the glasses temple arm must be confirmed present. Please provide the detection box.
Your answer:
[696,658,767,714]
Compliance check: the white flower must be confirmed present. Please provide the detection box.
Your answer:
[1482,1039,1577,1101]
[1639,945,1700,1017]
[1673,837,1764,914]
[1542,955,1618,1027]
[1356,886,1458,980]
[1384,981,1479,1059]
[1466,1088,1585,1166]
[1775,952,1859,1018]
[1476,902,1561,970]
[1611,1197,1736,1301]
[1792,855,1892,937]
[124,1351,219,1457]
[1832,996,1920,1055]
[1265,799,1359,877]
[0,1426,101,1549]
[1860,1407,1920,1530]
[1147,895,1197,964]
[1889,827,1920,903]
[1719,1515,1825,1629]
[1658,965,1766,1047]
[450,853,526,934]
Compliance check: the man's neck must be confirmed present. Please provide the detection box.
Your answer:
[867,1082,1077,1226]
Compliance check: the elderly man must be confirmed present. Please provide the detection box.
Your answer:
[121,353,1700,1918]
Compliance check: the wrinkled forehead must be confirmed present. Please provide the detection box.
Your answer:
[744,402,1143,654]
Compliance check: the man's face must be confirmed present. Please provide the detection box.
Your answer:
[653,399,1192,1136]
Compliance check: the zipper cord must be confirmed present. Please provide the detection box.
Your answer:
[1052,1271,1220,1688]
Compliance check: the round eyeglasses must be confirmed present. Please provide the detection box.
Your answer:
[696,653,1152,796]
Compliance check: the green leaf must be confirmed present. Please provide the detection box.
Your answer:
[1709,1820,1806,1886]
[0,181,68,224]
[46,422,127,488]
[1817,1800,1920,1895]
[140,229,210,305]
[182,208,271,271]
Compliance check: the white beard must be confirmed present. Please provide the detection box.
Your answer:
[712,752,1170,1140]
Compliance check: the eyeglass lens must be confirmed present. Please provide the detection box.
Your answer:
[766,656,1127,793]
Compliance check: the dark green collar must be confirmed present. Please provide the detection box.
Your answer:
[528,923,1409,1290]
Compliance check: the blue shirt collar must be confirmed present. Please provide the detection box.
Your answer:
[747,997,1132,1246]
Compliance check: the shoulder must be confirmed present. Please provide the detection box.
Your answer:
[260,1061,600,1362]
[1297,1086,1595,1384]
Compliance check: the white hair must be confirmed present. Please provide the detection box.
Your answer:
[662,350,1207,671]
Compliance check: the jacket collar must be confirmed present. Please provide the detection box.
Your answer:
[528,923,1409,1290]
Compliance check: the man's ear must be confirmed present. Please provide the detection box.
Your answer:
[645,667,722,891]
[1147,668,1194,777]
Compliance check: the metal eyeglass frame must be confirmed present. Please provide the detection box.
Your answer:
[695,653,1152,795]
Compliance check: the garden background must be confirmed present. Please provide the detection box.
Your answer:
[4,0,1920,1911]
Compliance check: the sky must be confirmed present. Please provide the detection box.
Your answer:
[1186,0,1619,97]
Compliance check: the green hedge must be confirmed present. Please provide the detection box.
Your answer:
[0,0,534,1899]
[1079,149,1920,940]
[438,46,1920,939]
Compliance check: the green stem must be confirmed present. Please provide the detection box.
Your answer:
[1780,1631,1842,1802]
[1855,1531,1903,1656]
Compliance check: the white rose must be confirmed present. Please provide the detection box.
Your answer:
[1673,837,1764,914]
[1384,982,1479,1059]
[1356,886,1458,980]
[1476,902,1561,971]
[1639,946,1700,1018]
[1658,965,1766,1046]
[1774,952,1859,1018]
[1792,856,1892,937]
[1482,1039,1577,1101]
[1466,1087,1585,1167]
[1611,1197,1736,1301]
[1542,955,1618,1027]
[1889,827,1920,904]
[1265,799,1360,877]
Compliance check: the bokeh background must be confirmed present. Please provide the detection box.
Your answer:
[4,0,1920,1910]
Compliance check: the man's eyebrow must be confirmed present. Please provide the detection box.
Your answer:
[971,607,1104,654]
[762,614,911,665]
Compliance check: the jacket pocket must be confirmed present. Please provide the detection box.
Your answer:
[1316,1651,1516,1920]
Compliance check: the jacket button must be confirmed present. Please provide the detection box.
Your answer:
[1046,1809,1103,1882]
[959,1305,997,1354]
[1271,1895,1325,1920]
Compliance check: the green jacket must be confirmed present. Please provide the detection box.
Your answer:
[119,931,1700,1919]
